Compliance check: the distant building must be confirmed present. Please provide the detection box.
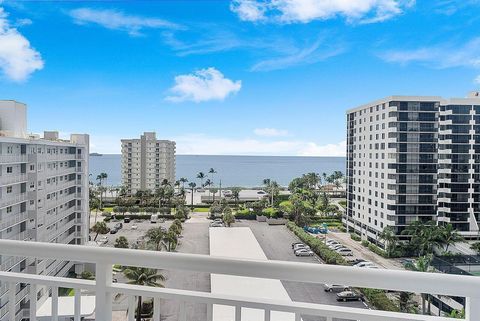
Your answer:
[346,93,480,243]
[0,100,89,319]
[121,132,175,195]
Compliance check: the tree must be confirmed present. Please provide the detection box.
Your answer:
[145,227,165,251]
[231,187,241,208]
[114,236,129,249]
[91,221,109,241]
[175,205,190,220]
[197,172,206,187]
[188,182,196,208]
[379,226,398,257]
[404,255,434,314]
[471,242,480,254]
[223,207,235,227]
[163,230,178,251]
[399,292,416,313]
[123,267,165,321]
[438,224,464,253]
[402,221,442,256]
[96,172,108,209]
[179,177,188,189]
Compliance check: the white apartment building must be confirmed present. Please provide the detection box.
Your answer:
[345,93,480,244]
[0,100,89,321]
[121,132,175,195]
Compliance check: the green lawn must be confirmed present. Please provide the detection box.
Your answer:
[193,208,210,212]
[102,207,114,213]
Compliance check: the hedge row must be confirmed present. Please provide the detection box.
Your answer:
[350,233,361,241]
[286,222,399,312]
[287,222,347,265]
[361,240,389,258]
[104,214,175,222]
[361,288,399,312]
[234,212,256,220]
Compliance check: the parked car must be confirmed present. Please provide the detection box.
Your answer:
[131,224,138,230]
[336,248,353,256]
[109,228,118,234]
[336,291,362,302]
[210,222,225,227]
[291,242,304,248]
[348,258,365,265]
[295,249,314,257]
[329,244,346,250]
[326,240,340,245]
[293,244,310,252]
[123,217,131,223]
[354,261,377,268]
[114,223,123,230]
[150,214,158,223]
[323,284,350,292]
[98,236,108,244]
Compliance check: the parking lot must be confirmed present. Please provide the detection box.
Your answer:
[94,214,367,321]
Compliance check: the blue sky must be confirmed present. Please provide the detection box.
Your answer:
[0,0,480,155]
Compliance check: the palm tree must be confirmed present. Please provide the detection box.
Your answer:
[208,168,217,185]
[163,230,178,251]
[96,172,108,209]
[91,221,109,241]
[439,224,464,252]
[179,177,188,189]
[379,226,398,257]
[231,187,241,208]
[123,267,165,321]
[145,227,165,251]
[471,242,480,254]
[197,172,206,187]
[114,236,129,248]
[404,255,434,314]
[188,182,196,208]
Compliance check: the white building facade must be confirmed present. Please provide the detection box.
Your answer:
[345,93,480,243]
[121,132,175,195]
[0,100,89,320]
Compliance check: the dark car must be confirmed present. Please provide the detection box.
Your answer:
[124,217,131,223]
[348,258,366,266]
[336,291,362,302]
[110,228,118,234]
[114,223,123,230]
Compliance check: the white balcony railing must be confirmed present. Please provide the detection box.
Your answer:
[0,240,479,321]
[0,193,27,208]
[0,173,28,186]
[0,155,28,164]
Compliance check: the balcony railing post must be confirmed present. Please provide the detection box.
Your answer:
[52,286,58,321]
[127,296,135,321]
[153,297,161,321]
[74,288,81,321]
[29,283,37,321]
[95,262,112,321]
[8,282,16,321]
[466,296,480,321]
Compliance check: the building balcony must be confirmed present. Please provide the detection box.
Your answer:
[0,154,27,164]
[0,240,479,321]
[0,211,29,231]
[0,193,27,209]
[0,173,28,186]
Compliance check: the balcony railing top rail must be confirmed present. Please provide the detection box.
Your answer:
[0,239,478,321]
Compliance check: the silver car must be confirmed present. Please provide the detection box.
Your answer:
[323,284,350,292]
[295,249,314,257]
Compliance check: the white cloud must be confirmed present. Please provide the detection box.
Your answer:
[0,7,43,81]
[254,128,289,137]
[298,140,346,157]
[230,0,410,24]
[380,37,480,69]
[174,133,345,156]
[251,38,345,71]
[166,67,242,103]
[230,0,266,21]
[69,8,180,36]
[475,75,480,85]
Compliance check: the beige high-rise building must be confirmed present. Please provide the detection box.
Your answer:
[121,132,175,195]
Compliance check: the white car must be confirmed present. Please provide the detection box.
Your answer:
[326,240,339,245]
[336,248,353,256]
[131,224,138,230]
[293,244,310,251]
[210,222,225,227]
[295,249,314,256]
[98,236,108,244]
[324,284,350,292]
[329,244,345,250]
[354,261,377,268]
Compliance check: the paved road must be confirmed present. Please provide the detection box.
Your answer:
[235,220,366,321]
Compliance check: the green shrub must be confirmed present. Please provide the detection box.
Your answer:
[350,233,361,241]
[361,240,370,247]
[361,288,399,312]
[368,243,389,258]
[286,222,347,265]
[262,207,282,218]
[234,209,256,220]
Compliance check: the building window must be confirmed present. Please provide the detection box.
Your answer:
[6,186,12,193]
[6,166,12,173]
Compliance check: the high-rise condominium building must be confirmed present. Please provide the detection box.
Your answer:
[0,100,89,320]
[345,92,480,244]
[121,132,175,195]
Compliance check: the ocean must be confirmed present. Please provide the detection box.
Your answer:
[89,154,346,187]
